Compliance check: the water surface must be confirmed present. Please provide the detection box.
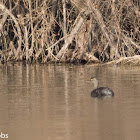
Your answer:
[0,63,140,140]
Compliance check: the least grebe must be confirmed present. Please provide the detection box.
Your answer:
[90,77,114,97]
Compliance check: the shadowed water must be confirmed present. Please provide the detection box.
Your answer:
[0,63,140,140]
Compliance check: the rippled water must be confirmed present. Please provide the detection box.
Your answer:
[0,63,140,140]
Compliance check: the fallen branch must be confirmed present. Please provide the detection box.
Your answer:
[106,55,140,65]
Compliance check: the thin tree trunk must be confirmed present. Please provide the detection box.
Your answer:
[62,0,67,44]
[24,26,29,61]
[28,0,34,56]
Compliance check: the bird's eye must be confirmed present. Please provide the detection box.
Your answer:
[90,77,94,80]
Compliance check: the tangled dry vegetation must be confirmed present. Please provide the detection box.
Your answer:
[0,0,140,64]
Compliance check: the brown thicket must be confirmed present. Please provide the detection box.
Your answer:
[0,0,140,64]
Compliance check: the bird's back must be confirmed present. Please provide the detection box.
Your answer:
[91,87,114,97]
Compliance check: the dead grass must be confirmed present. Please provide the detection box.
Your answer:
[0,0,139,64]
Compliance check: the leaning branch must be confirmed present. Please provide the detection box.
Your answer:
[56,17,84,59]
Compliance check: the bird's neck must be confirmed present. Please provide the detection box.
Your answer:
[93,79,98,89]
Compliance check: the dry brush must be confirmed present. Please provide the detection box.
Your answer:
[0,0,139,64]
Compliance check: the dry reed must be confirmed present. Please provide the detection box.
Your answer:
[0,0,139,64]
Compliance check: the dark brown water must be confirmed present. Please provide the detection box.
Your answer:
[0,63,140,140]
